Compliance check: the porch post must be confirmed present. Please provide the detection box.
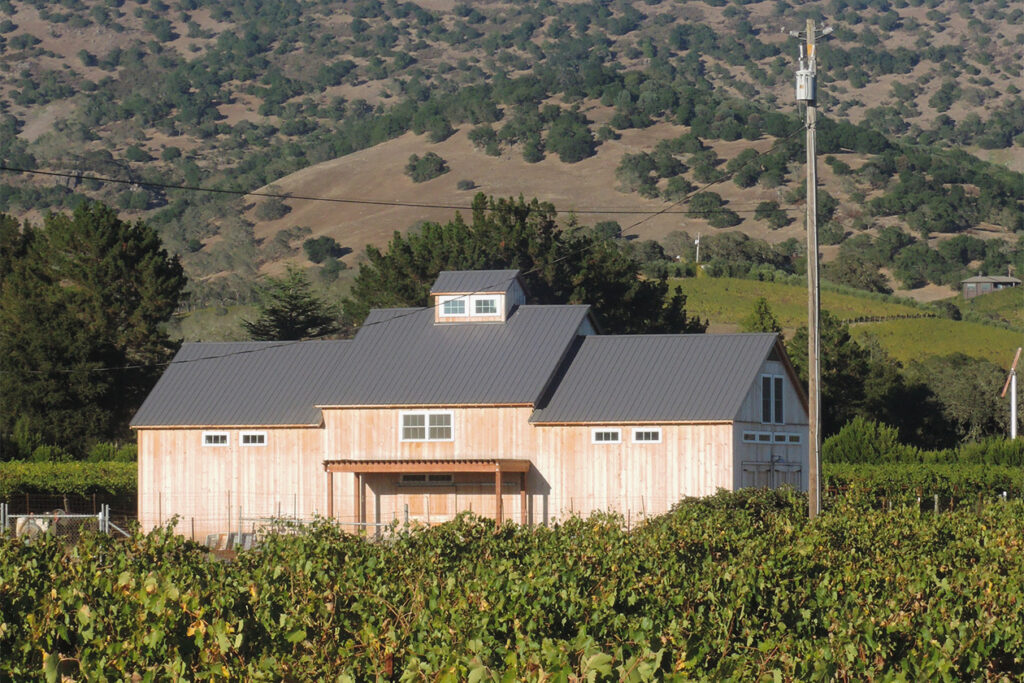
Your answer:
[352,474,362,530]
[326,468,334,519]
[494,464,503,526]
[520,471,527,525]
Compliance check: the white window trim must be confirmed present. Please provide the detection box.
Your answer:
[240,431,267,447]
[203,431,229,447]
[399,410,455,442]
[591,428,622,444]
[631,427,662,443]
[761,374,785,425]
[743,431,802,444]
[470,294,500,316]
[439,295,469,317]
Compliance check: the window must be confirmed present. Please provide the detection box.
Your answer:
[400,474,453,485]
[592,429,621,444]
[743,432,757,443]
[472,296,498,315]
[632,428,662,443]
[203,432,228,446]
[761,375,784,424]
[440,296,467,316]
[240,431,266,446]
[401,411,453,441]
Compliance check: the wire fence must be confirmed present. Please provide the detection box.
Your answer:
[1,504,129,541]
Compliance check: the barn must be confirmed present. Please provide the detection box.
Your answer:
[131,270,808,537]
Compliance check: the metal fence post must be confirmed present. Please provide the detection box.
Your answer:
[1,502,7,534]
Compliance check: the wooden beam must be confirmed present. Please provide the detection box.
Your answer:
[326,470,334,520]
[325,459,531,474]
[494,465,503,527]
[352,474,361,530]
[520,471,527,526]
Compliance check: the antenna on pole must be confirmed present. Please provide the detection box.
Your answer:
[1002,347,1021,440]
[788,18,831,520]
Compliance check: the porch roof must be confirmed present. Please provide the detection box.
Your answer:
[323,458,532,474]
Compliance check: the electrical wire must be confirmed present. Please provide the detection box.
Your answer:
[0,164,803,215]
[4,125,807,375]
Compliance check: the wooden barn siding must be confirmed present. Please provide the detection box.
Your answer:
[323,407,733,527]
[732,359,810,491]
[137,427,324,539]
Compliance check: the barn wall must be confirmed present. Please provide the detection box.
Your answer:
[323,406,734,527]
[733,358,809,491]
[137,427,325,540]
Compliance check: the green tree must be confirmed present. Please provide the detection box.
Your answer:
[242,266,340,341]
[344,194,705,335]
[0,203,186,453]
[740,297,782,336]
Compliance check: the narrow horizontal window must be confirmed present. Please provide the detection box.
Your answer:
[757,433,772,443]
[788,434,802,444]
[742,432,757,443]
[592,429,621,444]
[632,428,662,443]
[240,431,267,446]
[774,433,787,443]
[400,474,426,483]
[203,432,228,447]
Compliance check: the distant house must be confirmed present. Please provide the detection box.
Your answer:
[131,270,808,537]
[961,275,1021,300]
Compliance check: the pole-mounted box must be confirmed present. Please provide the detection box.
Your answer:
[795,69,815,101]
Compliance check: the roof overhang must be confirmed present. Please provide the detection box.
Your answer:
[323,458,531,474]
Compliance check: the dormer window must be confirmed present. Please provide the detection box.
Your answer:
[440,296,468,317]
[473,296,498,315]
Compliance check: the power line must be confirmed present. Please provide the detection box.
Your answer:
[0,164,803,215]
[5,125,806,376]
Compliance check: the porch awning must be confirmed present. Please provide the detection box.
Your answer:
[323,458,531,474]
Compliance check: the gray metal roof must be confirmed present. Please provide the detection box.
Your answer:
[961,275,1021,284]
[530,333,781,423]
[430,270,520,294]
[316,304,591,406]
[130,341,351,427]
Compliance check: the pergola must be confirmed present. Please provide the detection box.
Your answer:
[323,458,532,526]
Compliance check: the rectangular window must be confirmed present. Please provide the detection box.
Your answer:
[401,411,453,442]
[440,296,467,316]
[774,376,784,424]
[203,432,228,447]
[592,429,621,444]
[240,431,267,446]
[788,434,801,444]
[757,433,772,443]
[743,432,757,443]
[761,375,784,424]
[428,413,452,440]
[400,474,453,485]
[473,297,499,315]
[774,433,787,443]
[632,428,662,443]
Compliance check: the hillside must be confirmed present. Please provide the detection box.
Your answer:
[1,0,1022,310]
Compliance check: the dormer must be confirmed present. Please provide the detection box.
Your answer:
[430,269,526,324]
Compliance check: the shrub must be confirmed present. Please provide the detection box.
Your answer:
[823,417,919,464]
[254,197,291,221]
[404,152,449,182]
[456,179,476,191]
[303,236,345,263]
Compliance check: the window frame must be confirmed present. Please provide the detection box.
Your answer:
[240,431,267,447]
[761,374,785,425]
[591,428,622,444]
[470,295,500,316]
[400,410,454,442]
[631,427,662,443]
[439,295,468,317]
[202,431,229,447]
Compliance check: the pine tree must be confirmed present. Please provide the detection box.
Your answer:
[242,266,339,341]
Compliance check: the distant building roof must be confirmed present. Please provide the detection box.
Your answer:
[318,304,591,406]
[130,341,351,427]
[430,270,521,294]
[531,333,783,423]
[961,275,1021,285]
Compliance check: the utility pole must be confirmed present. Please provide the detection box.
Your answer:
[791,19,831,519]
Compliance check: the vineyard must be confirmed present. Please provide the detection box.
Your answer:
[2,488,1023,680]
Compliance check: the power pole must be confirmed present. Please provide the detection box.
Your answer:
[792,18,831,519]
